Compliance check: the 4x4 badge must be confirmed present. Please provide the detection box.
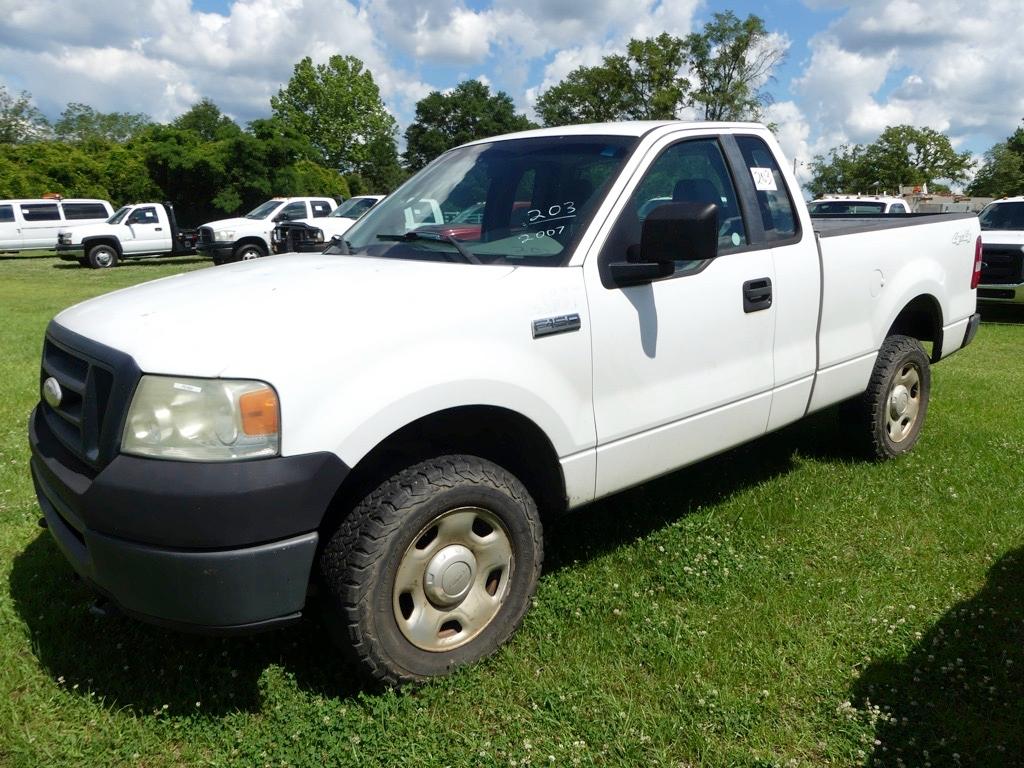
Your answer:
[42,377,62,408]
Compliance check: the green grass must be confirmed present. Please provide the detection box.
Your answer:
[1,254,1022,767]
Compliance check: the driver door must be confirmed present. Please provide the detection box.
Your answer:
[585,134,776,498]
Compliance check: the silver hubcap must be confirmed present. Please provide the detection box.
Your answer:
[241,249,260,260]
[886,363,921,442]
[393,507,513,652]
[95,249,113,266]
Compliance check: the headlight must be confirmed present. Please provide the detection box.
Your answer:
[58,232,72,245]
[213,229,236,241]
[122,376,279,461]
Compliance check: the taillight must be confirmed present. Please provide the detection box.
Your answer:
[971,235,982,289]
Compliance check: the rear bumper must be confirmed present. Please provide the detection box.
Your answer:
[29,406,347,632]
[977,283,1024,303]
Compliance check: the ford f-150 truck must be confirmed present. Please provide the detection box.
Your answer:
[55,202,197,268]
[28,122,980,686]
[975,196,1024,304]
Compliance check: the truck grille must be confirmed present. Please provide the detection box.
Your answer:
[980,245,1024,285]
[199,227,214,245]
[39,324,141,470]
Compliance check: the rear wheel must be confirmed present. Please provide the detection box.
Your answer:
[319,455,543,686]
[87,244,118,269]
[854,334,931,459]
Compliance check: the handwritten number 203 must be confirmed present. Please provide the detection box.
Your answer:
[527,202,576,224]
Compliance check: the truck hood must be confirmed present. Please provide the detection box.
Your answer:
[59,222,121,241]
[54,253,517,377]
[980,229,1024,246]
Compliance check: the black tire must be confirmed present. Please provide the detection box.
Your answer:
[86,243,118,269]
[854,334,931,459]
[319,455,543,686]
[232,242,266,261]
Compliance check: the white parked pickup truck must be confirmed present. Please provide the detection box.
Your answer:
[976,196,1024,304]
[55,203,197,268]
[197,196,337,264]
[29,122,980,686]
[808,195,910,215]
[271,195,385,254]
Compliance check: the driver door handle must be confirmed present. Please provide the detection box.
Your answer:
[742,277,772,313]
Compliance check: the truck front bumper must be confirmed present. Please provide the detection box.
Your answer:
[28,407,346,632]
[196,242,236,263]
[55,243,85,261]
[977,283,1024,304]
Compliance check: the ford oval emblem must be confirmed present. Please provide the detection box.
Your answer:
[42,377,62,408]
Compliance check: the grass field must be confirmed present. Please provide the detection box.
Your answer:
[1,253,1022,767]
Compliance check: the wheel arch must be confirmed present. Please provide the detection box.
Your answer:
[82,236,123,257]
[233,236,268,255]
[884,293,944,362]
[319,405,568,538]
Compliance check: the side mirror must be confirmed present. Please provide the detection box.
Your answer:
[608,202,719,287]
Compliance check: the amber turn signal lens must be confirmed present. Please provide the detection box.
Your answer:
[239,388,279,436]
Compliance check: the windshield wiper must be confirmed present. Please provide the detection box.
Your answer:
[377,231,482,265]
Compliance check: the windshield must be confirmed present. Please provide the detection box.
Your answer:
[809,201,886,214]
[107,206,131,224]
[336,135,639,266]
[330,197,379,219]
[244,200,283,220]
[979,202,1024,230]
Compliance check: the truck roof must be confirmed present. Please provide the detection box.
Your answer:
[460,120,767,147]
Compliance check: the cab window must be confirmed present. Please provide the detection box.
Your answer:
[128,206,158,224]
[0,204,13,223]
[311,200,332,217]
[280,201,307,220]
[601,137,747,278]
[21,203,60,221]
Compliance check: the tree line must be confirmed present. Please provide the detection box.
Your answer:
[2,8,1019,222]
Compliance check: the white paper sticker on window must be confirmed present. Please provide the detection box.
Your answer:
[750,167,777,191]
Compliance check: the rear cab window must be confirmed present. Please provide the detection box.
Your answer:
[734,135,799,242]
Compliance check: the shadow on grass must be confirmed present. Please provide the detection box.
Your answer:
[50,257,210,270]
[9,406,863,711]
[979,303,1024,325]
[852,547,1024,766]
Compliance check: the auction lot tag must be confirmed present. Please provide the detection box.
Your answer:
[751,167,777,191]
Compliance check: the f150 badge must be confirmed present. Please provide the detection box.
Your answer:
[951,230,972,246]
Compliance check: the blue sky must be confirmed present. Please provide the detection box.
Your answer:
[2,0,1023,183]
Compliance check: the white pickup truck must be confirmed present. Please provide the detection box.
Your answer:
[976,196,1024,304]
[197,196,337,264]
[28,122,980,686]
[55,203,197,268]
[271,195,385,254]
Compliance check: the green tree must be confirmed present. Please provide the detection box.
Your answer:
[403,80,535,172]
[967,124,1024,197]
[809,125,974,196]
[0,86,49,143]
[535,33,688,126]
[171,98,240,141]
[54,103,150,143]
[684,12,785,121]
[271,55,400,190]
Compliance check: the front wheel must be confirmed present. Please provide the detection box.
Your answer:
[87,244,118,269]
[319,455,543,686]
[233,243,266,261]
[856,334,931,459]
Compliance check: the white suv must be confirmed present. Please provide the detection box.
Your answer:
[808,195,910,215]
[0,198,114,253]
